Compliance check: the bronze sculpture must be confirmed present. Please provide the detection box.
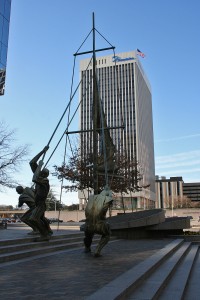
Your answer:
[29,146,51,241]
[84,186,113,257]
[16,185,39,235]
[16,184,53,237]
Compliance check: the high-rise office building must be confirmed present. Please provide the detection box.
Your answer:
[0,0,11,95]
[78,50,156,209]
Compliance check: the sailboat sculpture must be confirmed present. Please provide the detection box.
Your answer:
[69,13,122,256]
[46,13,136,254]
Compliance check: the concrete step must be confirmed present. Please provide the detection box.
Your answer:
[86,239,200,300]
[0,231,84,246]
[86,239,184,300]
[0,234,85,255]
[159,244,199,300]
[183,248,200,299]
[0,232,101,264]
[127,242,192,299]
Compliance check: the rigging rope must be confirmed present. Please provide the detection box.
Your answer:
[74,29,93,55]
[43,56,93,168]
[49,55,93,226]
[95,28,115,48]
[56,55,77,230]
[42,26,94,167]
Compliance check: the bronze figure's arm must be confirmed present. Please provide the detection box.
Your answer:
[29,146,49,182]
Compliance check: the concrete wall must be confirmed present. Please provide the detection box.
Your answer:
[164,208,200,219]
[4,208,200,224]
[45,208,200,223]
[45,209,127,222]
[164,208,200,227]
[45,210,85,222]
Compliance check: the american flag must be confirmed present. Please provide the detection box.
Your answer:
[137,49,145,58]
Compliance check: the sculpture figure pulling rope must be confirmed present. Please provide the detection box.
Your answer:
[16,185,53,237]
[28,146,52,241]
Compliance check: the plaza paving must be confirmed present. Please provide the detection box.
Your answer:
[0,224,173,299]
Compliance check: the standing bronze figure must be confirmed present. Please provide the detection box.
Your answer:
[84,187,113,257]
[29,146,51,241]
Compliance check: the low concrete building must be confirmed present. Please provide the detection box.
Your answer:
[183,182,200,202]
[155,176,183,209]
[156,176,200,208]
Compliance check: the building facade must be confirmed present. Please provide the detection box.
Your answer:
[0,0,11,95]
[78,50,156,209]
[183,182,200,202]
[155,176,200,208]
[155,176,184,208]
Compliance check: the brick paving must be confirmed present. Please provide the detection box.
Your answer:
[0,223,80,240]
[0,225,173,299]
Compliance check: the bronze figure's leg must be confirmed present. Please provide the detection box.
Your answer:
[84,225,94,253]
[94,222,110,257]
[20,209,39,234]
[30,204,50,239]
[94,234,110,257]
[42,216,53,235]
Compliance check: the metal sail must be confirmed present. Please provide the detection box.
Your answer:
[93,78,116,173]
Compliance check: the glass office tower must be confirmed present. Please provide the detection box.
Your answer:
[0,0,11,95]
[79,50,156,210]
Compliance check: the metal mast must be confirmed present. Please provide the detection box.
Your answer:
[92,12,98,195]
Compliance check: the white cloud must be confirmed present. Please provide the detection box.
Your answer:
[155,150,200,182]
[156,150,200,164]
[155,133,200,143]
[159,168,200,176]
[156,159,200,170]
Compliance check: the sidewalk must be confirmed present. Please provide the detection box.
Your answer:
[0,223,81,241]
[0,225,173,299]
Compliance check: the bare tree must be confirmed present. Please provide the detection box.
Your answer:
[53,145,147,195]
[46,189,64,211]
[189,200,200,208]
[168,195,192,209]
[0,122,29,190]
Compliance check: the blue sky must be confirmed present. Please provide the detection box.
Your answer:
[1,0,200,206]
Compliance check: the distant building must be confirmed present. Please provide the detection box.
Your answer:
[183,182,200,202]
[155,176,183,208]
[155,176,200,208]
[0,0,12,95]
[79,50,155,210]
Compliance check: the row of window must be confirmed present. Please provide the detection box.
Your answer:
[0,0,11,21]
